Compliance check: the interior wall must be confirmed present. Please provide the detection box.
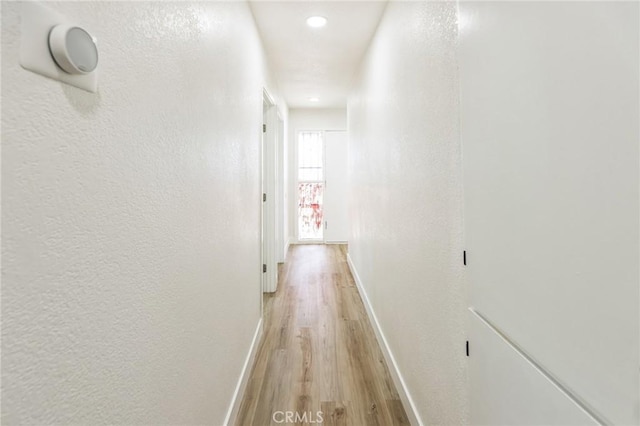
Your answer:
[287,108,347,243]
[347,2,468,424]
[1,2,285,424]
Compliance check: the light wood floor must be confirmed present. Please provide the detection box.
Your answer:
[236,244,410,426]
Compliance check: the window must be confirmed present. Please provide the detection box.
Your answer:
[298,131,323,181]
[297,131,324,240]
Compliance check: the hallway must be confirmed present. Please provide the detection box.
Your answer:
[237,245,409,425]
[2,0,639,424]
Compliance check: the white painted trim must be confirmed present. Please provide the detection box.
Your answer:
[325,241,348,245]
[262,87,275,107]
[276,112,286,265]
[346,253,423,426]
[223,318,263,426]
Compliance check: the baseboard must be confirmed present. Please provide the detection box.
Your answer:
[346,253,423,426]
[325,240,348,245]
[223,318,263,426]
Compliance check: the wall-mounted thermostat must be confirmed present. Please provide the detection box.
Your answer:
[48,24,98,75]
[20,2,98,93]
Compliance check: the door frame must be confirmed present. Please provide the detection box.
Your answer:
[275,112,286,263]
[262,88,278,293]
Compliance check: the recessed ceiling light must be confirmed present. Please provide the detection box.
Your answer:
[309,97,320,102]
[306,16,327,28]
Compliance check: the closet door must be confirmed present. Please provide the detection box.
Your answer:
[459,2,639,424]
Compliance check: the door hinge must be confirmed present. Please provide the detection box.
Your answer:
[466,340,469,357]
[463,250,467,266]
[263,264,267,273]
[263,124,266,133]
[325,221,328,230]
[263,193,267,202]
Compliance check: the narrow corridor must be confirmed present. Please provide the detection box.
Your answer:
[236,245,409,425]
[2,1,637,424]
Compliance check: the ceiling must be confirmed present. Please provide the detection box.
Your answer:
[250,1,388,109]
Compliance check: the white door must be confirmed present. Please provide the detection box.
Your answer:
[324,131,349,243]
[262,91,277,293]
[460,2,639,424]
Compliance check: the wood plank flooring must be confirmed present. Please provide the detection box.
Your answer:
[236,244,410,426]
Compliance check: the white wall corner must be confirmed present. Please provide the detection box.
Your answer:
[346,253,424,426]
[223,318,263,426]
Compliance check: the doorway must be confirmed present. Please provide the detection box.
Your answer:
[262,89,277,294]
[297,131,325,241]
[295,130,349,243]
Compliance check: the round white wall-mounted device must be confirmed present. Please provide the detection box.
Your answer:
[48,24,98,74]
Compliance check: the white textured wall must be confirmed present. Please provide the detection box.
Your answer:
[348,2,468,424]
[287,108,346,242]
[1,2,282,424]
[288,108,347,133]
